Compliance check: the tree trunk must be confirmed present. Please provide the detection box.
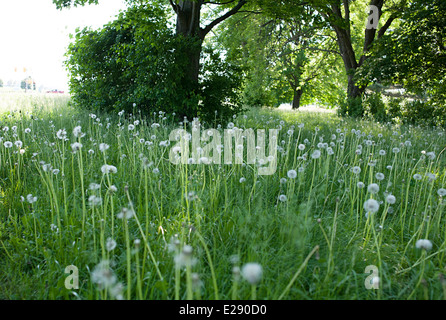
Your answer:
[292,88,302,109]
[175,0,203,87]
[347,73,363,99]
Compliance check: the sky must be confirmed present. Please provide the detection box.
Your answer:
[0,0,128,91]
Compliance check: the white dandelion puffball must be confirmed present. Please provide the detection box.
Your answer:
[386,194,396,204]
[71,142,83,152]
[375,173,385,181]
[357,182,365,189]
[26,194,38,204]
[311,150,321,159]
[413,174,422,181]
[415,239,432,251]
[287,170,297,179]
[367,183,379,194]
[278,194,287,202]
[99,143,110,152]
[239,177,246,183]
[352,166,361,174]
[101,164,117,174]
[298,144,305,151]
[117,207,135,220]
[56,129,67,140]
[364,199,380,213]
[241,263,263,285]
[438,188,446,197]
[106,238,117,252]
[73,126,83,137]
[3,141,13,148]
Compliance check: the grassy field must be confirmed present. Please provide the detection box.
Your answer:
[0,92,445,300]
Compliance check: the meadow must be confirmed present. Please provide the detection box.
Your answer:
[0,92,445,300]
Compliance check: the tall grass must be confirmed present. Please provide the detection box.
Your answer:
[0,93,445,300]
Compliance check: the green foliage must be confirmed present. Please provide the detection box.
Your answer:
[65,5,244,122]
[363,92,387,123]
[337,96,363,118]
[53,0,98,9]
[357,0,446,126]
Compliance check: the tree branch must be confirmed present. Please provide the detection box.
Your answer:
[169,0,178,13]
[377,13,397,39]
[201,0,247,38]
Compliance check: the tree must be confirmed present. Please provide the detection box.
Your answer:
[65,5,244,121]
[254,0,405,113]
[54,0,247,91]
[220,3,342,109]
[357,0,446,126]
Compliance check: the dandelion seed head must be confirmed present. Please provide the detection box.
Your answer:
[415,239,433,251]
[367,183,379,194]
[364,199,380,213]
[241,263,263,285]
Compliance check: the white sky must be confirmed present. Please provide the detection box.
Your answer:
[0,0,128,91]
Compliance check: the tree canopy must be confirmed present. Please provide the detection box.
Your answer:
[55,0,446,126]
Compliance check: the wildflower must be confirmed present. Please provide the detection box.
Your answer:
[352,166,361,174]
[24,128,31,134]
[91,260,117,289]
[105,238,116,251]
[357,182,365,189]
[311,150,321,159]
[280,178,287,184]
[88,195,102,207]
[174,245,197,268]
[128,124,135,131]
[26,194,38,204]
[89,183,101,190]
[3,141,13,148]
[426,152,435,160]
[364,199,380,213]
[415,239,433,251]
[367,183,379,194]
[386,194,396,204]
[278,194,287,202]
[375,173,385,181]
[438,188,446,197]
[109,185,118,193]
[298,144,305,151]
[241,263,263,285]
[99,143,109,152]
[392,147,400,154]
[52,169,60,175]
[56,129,68,140]
[239,177,246,183]
[413,174,422,181]
[71,142,83,152]
[14,140,23,148]
[73,126,84,138]
[101,164,117,174]
[117,207,135,220]
[379,150,386,156]
[287,170,297,179]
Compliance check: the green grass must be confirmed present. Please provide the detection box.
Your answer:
[0,92,445,300]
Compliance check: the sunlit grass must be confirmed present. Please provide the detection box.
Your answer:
[0,93,445,300]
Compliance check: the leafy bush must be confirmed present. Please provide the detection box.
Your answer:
[363,92,387,122]
[65,5,244,123]
[337,96,363,118]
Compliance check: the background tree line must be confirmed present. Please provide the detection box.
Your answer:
[54,0,446,126]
